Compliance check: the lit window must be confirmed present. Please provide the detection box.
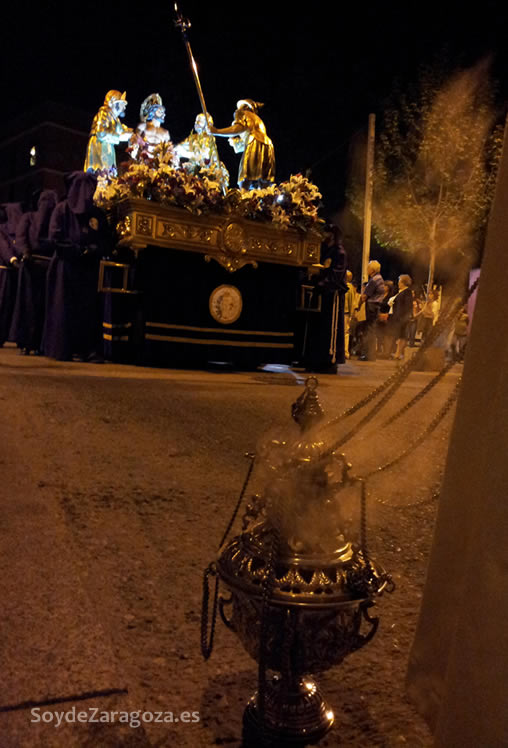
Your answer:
[30,146,37,167]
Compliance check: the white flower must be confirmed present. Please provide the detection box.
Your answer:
[271,206,291,227]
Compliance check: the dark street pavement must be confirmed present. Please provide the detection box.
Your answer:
[0,345,461,746]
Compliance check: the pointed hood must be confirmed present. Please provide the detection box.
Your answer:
[65,172,97,214]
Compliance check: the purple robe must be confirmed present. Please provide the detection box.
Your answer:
[10,191,58,352]
[43,173,110,360]
[0,228,18,345]
[0,203,24,241]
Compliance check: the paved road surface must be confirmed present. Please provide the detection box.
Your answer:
[0,345,460,746]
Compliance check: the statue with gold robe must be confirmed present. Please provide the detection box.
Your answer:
[84,90,133,172]
[209,99,275,189]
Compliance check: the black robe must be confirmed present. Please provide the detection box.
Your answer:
[302,241,348,371]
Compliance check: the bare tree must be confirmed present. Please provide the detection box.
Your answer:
[353,61,502,293]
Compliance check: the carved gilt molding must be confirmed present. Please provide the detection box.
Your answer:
[115,198,319,272]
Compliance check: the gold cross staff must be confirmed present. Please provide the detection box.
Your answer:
[174,3,224,191]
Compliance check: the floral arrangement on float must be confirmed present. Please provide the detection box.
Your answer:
[94,144,323,233]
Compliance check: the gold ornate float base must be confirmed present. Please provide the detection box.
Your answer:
[115,198,320,272]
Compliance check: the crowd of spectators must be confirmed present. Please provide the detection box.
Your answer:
[343,263,467,363]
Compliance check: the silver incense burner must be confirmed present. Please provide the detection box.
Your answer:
[202,377,394,745]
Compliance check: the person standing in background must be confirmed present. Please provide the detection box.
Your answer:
[388,274,414,360]
[420,289,439,342]
[343,270,356,359]
[377,280,395,358]
[359,260,385,361]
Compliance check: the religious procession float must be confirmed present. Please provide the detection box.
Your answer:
[83,9,325,369]
[0,4,488,745]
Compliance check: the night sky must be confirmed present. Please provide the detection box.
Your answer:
[3,0,508,216]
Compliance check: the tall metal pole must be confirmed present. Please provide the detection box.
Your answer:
[361,114,376,284]
[174,4,209,118]
[173,3,224,192]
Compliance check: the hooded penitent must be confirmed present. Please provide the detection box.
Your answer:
[43,172,109,360]
[10,190,59,353]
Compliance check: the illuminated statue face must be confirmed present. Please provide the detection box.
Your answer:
[148,105,165,123]
[195,113,212,133]
[112,99,127,117]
